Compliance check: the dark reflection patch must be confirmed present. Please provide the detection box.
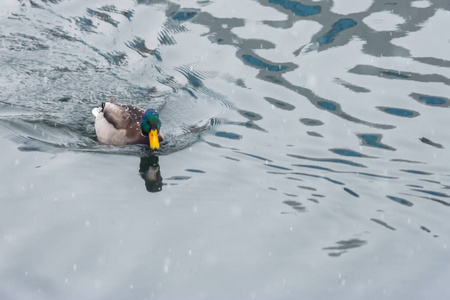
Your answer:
[300,118,323,126]
[419,137,443,149]
[307,131,323,137]
[391,159,424,164]
[268,171,288,175]
[286,177,303,182]
[415,57,450,68]
[125,37,161,60]
[236,151,272,162]
[411,189,450,198]
[330,148,370,158]
[171,9,199,21]
[354,172,397,179]
[421,179,444,185]
[323,238,367,257]
[382,71,410,79]
[267,164,292,171]
[224,120,266,132]
[269,0,321,17]
[334,78,370,93]
[215,131,241,139]
[291,172,344,185]
[238,110,263,121]
[284,193,298,197]
[264,97,295,111]
[75,17,96,33]
[224,156,240,161]
[349,65,450,86]
[104,51,128,66]
[317,19,357,46]
[317,101,337,111]
[312,194,325,198]
[400,169,432,175]
[407,184,423,188]
[420,226,431,233]
[416,195,450,207]
[343,187,359,197]
[158,28,178,45]
[293,164,333,172]
[415,95,449,106]
[297,185,317,191]
[86,8,119,27]
[371,218,396,231]
[264,75,284,84]
[166,176,191,180]
[175,66,204,88]
[242,54,287,71]
[258,71,395,129]
[283,200,306,212]
[289,154,367,168]
[98,5,134,21]
[387,195,413,207]
[376,106,419,118]
[357,134,395,151]
[185,169,205,173]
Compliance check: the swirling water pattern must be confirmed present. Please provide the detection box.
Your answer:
[1,0,450,299]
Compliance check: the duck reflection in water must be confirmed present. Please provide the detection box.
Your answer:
[139,155,163,192]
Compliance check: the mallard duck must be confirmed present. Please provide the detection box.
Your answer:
[92,98,163,150]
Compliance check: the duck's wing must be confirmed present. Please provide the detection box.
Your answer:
[95,102,147,145]
[103,102,145,130]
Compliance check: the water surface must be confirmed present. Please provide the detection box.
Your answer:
[1,0,450,299]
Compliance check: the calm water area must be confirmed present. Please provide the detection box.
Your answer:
[1,0,450,299]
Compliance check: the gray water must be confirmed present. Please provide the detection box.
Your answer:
[1,0,450,299]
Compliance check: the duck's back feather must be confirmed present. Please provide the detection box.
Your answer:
[94,102,148,145]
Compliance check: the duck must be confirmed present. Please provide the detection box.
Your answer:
[92,98,164,150]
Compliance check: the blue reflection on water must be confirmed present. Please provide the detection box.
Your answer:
[387,195,413,207]
[412,189,450,198]
[269,0,321,17]
[358,134,394,151]
[172,9,198,21]
[420,96,445,105]
[317,101,337,111]
[215,131,241,139]
[317,19,357,45]
[330,149,365,157]
[377,107,417,118]
[382,71,410,79]
[413,94,450,106]
[344,187,359,197]
[421,96,444,105]
[242,54,287,71]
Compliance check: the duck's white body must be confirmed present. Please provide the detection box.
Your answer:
[92,100,150,146]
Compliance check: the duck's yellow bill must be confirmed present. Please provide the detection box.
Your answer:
[149,129,160,151]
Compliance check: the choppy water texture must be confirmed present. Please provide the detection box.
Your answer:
[1,0,450,299]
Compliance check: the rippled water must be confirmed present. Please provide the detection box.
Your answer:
[1,0,450,299]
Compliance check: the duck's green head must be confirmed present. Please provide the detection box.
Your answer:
[141,109,161,151]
